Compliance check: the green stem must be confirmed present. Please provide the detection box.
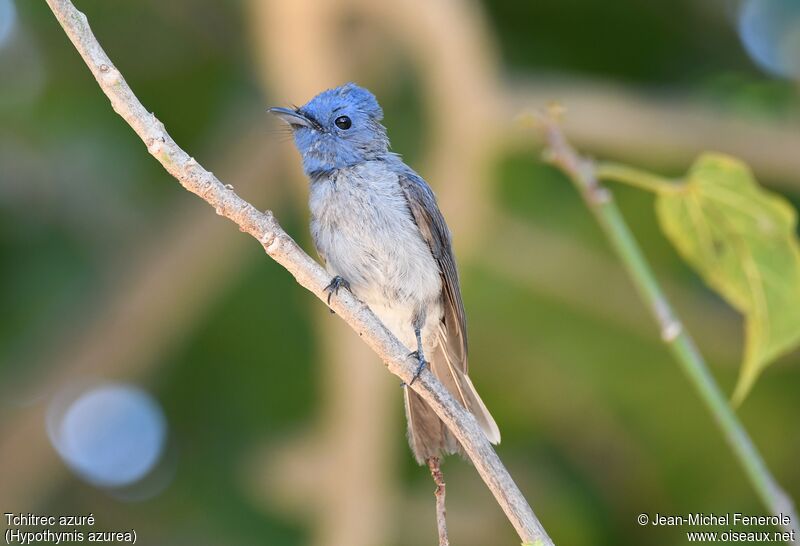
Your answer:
[595,161,681,194]
[541,121,798,536]
[602,199,795,527]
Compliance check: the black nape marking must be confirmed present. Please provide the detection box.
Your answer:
[308,168,335,183]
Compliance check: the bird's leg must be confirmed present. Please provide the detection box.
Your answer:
[409,323,427,386]
[323,275,351,307]
[427,457,449,546]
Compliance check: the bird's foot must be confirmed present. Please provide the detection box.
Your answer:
[408,350,428,386]
[323,275,351,308]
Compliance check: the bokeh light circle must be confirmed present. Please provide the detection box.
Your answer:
[738,0,800,79]
[47,383,167,488]
[0,0,16,48]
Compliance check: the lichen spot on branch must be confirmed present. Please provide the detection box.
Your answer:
[98,63,121,86]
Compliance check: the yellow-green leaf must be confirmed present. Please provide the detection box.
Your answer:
[655,153,800,404]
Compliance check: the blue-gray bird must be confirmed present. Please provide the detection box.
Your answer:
[269,83,500,465]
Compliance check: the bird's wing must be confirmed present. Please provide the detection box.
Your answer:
[397,169,468,370]
[398,167,501,444]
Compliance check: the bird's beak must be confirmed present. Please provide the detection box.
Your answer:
[267,107,314,129]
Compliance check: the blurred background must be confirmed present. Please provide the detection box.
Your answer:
[1,0,799,544]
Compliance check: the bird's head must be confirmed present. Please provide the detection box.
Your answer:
[268,83,388,175]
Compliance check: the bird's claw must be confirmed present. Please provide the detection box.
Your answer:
[323,275,351,306]
[408,350,428,386]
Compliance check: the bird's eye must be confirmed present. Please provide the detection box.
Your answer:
[334,115,352,130]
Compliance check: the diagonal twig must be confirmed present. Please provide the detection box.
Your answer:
[42,1,554,544]
[428,457,450,546]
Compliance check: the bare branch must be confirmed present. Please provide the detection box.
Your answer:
[43,1,554,544]
[507,81,800,190]
[428,457,450,546]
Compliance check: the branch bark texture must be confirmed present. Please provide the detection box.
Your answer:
[428,457,450,546]
[44,1,554,544]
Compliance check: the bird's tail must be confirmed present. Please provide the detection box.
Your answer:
[403,342,500,465]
